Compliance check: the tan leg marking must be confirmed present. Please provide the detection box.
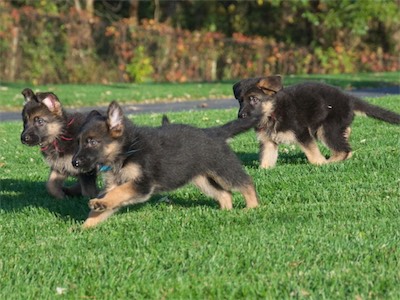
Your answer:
[83,181,151,228]
[299,141,327,165]
[88,181,151,212]
[238,183,259,208]
[47,169,67,199]
[82,210,117,228]
[328,127,352,162]
[257,131,278,169]
[328,151,352,162]
[192,176,233,209]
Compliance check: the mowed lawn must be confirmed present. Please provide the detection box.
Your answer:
[0,96,399,299]
[0,71,399,111]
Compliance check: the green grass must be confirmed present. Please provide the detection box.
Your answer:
[1,71,399,111]
[1,96,400,299]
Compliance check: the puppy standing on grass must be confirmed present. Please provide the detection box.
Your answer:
[20,88,98,199]
[72,101,260,228]
[233,76,400,168]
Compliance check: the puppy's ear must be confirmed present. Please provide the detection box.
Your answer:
[107,101,124,138]
[233,77,264,100]
[36,92,62,115]
[86,110,102,121]
[232,81,242,99]
[257,75,283,95]
[21,88,36,103]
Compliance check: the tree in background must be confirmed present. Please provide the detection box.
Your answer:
[1,0,399,83]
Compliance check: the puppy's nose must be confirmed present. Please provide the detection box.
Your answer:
[21,134,30,142]
[72,158,81,168]
[238,112,248,119]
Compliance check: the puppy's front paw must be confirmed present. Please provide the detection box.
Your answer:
[89,199,109,212]
[47,187,66,199]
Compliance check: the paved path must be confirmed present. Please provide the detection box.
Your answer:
[1,86,398,122]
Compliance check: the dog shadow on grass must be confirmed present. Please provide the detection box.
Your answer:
[236,151,312,168]
[0,179,221,223]
[0,178,91,222]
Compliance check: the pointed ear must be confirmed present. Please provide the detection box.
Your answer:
[232,81,242,99]
[233,77,264,99]
[85,110,102,121]
[36,92,62,115]
[257,75,283,95]
[107,101,124,138]
[21,88,36,103]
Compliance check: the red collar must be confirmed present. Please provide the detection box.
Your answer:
[40,118,75,153]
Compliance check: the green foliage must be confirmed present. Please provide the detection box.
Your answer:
[1,100,400,298]
[126,46,154,83]
[19,19,66,84]
[314,47,356,74]
[1,1,399,83]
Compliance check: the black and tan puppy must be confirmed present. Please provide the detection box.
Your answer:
[72,101,260,228]
[233,76,400,168]
[21,88,98,199]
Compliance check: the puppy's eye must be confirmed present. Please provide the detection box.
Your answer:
[249,96,259,105]
[34,117,45,126]
[87,138,99,147]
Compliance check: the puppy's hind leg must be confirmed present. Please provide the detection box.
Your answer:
[299,140,327,165]
[237,182,259,208]
[322,126,352,163]
[192,176,233,209]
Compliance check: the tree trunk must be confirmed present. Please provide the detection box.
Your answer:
[154,0,160,22]
[86,0,94,18]
[74,0,82,12]
[130,0,139,25]
[9,27,19,81]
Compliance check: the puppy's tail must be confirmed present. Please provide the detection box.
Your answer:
[353,97,400,124]
[161,115,170,126]
[206,114,261,140]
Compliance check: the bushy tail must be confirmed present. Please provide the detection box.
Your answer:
[353,97,400,124]
[205,114,260,140]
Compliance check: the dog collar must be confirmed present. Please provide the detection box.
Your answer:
[40,139,63,152]
[99,165,112,172]
[40,118,75,152]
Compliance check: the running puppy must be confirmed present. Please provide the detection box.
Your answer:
[233,76,400,168]
[72,101,260,228]
[21,88,98,199]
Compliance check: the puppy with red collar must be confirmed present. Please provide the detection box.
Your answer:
[21,88,98,199]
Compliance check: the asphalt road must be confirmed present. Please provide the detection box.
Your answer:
[1,86,398,122]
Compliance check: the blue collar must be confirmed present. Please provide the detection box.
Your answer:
[99,165,112,172]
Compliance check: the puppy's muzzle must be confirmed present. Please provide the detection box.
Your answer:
[238,111,248,119]
[71,158,82,169]
[21,132,39,146]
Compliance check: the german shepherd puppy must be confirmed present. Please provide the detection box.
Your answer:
[21,88,98,199]
[72,101,260,228]
[233,76,400,168]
